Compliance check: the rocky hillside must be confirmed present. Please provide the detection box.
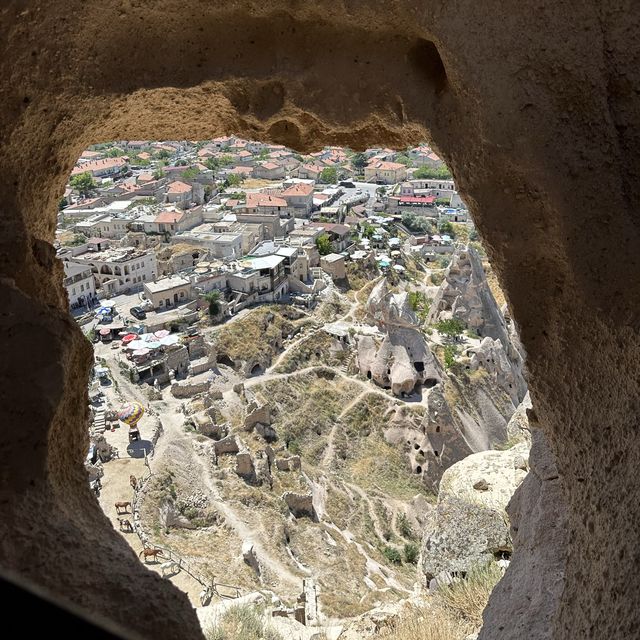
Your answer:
[133,245,531,627]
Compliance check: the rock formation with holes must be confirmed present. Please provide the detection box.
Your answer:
[356,279,441,395]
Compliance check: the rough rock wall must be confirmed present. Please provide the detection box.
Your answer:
[2,2,640,639]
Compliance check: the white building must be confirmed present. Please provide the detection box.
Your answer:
[63,262,96,307]
[143,275,192,310]
[70,247,157,296]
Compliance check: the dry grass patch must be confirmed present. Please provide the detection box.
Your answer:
[205,604,283,640]
[438,562,503,627]
[215,306,303,364]
[377,604,473,640]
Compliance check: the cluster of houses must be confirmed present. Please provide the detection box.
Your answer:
[58,138,470,323]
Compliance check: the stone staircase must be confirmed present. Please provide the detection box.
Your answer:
[340,350,356,374]
[92,407,106,434]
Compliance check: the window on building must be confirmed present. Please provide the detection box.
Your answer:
[180,291,184,298]
[159,300,163,306]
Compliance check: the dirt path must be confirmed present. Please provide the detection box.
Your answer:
[341,481,392,546]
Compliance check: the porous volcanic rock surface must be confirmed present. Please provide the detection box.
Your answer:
[2,2,639,640]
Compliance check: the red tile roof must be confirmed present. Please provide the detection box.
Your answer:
[154,210,185,224]
[71,157,126,176]
[397,195,436,204]
[166,181,192,194]
[247,193,288,208]
[281,183,314,197]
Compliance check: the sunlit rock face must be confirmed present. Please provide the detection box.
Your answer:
[2,2,640,639]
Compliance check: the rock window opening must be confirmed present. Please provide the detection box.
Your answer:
[217,354,235,368]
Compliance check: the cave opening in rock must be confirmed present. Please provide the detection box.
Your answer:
[8,2,615,636]
[43,123,533,640]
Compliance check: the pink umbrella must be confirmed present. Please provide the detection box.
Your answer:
[99,328,111,336]
[122,333,138,344]
[154,329,170,338]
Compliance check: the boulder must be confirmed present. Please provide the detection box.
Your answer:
[255,422,278,442]
[506,392,532,443]
[241,541,261,576]
[213,435,239,456]
[254,455,272,488]
[235,452,256,482]
[275,456,301,472]
[282,492,316,520]
[421,443,529,581]
[158,500,196,531]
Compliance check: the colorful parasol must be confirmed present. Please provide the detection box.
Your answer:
[122,333,138,344]
[154,329,170,338]
[117,402,145,427]
[99,328,111,336]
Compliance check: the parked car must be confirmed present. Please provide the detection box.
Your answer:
[130,306,147,320]
[339,180,356,188]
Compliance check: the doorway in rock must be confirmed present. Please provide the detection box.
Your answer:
[58,135,529,638]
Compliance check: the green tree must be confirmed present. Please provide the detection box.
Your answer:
[152,164,166,180]
[376,186,387,197]
[383,546,402,565]
[319,167,338,184]
[181,167,199,180]
[404,543,419,564]
[352,152,368,171]
[315,233,332,256]
[361,222,376,239]
[413,165,452,179]
[225,173,244,188]
[444,344,458,369]
[204,157,220,171]
[105,147,125,157]
[69,172,97,197]
[257,149,269,161]
[402,212,432,234]
[204,290,221,316]
[397,513,415,539]
[436,318,466,341]
[155,149,171,160]
[438,220,455,236]
[58,197,68,211]
[69,233,88,246]
[219,154,234,167]
[395,154,412,166]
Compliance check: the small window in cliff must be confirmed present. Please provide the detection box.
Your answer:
[415,465,422,474]
[414,361,425,372]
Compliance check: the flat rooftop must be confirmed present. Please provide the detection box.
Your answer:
[144,275,191,293]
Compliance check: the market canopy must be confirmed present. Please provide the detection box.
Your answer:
[154,330,170,338]
[122,333,138,344]
[99,328,111,336]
